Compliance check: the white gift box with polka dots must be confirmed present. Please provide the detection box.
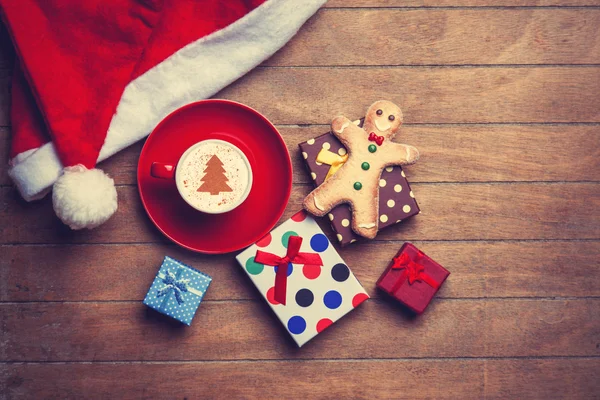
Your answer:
[236,211,369,347]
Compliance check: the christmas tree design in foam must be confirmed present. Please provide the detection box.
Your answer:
[197,155,233,195]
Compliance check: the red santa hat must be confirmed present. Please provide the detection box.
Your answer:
[2,0,325,229]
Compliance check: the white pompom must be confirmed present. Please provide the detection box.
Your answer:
[52,165,118,230]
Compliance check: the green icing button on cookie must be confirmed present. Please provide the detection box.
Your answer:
[354,182,363,190]
[361,162,370,170]
[245,256,264,275]
[368,144,377,153]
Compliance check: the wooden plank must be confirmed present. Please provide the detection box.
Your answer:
[0,185,165,244]
[3,124,599,187]
[324,0,600,5]
[1,67,599,125]
[217,67,600,124]
[1,183,598,244]
[1,299,597,361]
[1,241,598,302]
[267,9,600,66]
[2,359,599,399]
[483,359,600,399]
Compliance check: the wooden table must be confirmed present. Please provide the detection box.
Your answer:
[1,2,599,399]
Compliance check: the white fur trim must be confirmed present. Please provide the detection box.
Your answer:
[11,147,37,164]
[8,144,62,201]
[8,0,326,201]
[101,0,326,158]
[52,166,118,230]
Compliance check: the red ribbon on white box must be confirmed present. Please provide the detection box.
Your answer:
[254,236,323,305]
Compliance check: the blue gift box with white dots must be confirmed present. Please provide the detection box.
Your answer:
[143,256,212,326]
[236,210,369,347]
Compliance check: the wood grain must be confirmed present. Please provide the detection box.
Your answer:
[1,67,600,127]
[267,9,600,66]
[1,4,599,399]
[1,241,598,302]
[2,359,599,399]
[1,299,598,361]
[217,67,600,124]
[4,124,598,187]
[1,183,598,244]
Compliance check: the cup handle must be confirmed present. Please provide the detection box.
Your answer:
[151,163,175,179]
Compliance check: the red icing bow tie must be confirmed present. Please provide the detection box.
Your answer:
[254,236,323,305]
[390,250,440,293]
[368,132,384,146]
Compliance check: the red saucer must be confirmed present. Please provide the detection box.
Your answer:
[138,100,292,254]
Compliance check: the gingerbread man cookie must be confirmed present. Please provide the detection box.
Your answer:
[303,101,419,239]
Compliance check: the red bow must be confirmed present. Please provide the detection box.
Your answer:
[368,132,384,146]
[254,236,323,305]
[390,251,439,294]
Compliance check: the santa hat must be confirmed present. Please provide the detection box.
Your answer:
[1,0,325,229]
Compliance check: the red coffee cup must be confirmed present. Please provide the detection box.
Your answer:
[151,139,253,214]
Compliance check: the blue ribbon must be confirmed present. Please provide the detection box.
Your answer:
[157,269,190,305]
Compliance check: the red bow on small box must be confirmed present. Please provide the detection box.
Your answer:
[390,251,440,294]
[254,236,323,305]
[368,132,384,146]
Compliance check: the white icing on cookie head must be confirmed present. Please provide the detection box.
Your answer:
[363,100,403,140]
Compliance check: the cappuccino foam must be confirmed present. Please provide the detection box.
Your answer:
[177,141,251,213]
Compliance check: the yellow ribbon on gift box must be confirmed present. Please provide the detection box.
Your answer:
[316,148,349,180]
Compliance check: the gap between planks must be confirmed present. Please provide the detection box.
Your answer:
[0,296,599,305]
[256,65,600,68]
[2,355,599,365]
[322,7,600,10]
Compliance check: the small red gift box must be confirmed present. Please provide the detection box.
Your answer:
[376,243,450,314]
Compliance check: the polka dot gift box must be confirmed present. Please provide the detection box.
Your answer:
[298,120,420,246]
[236,211,369,347]
[143,256,212,326]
